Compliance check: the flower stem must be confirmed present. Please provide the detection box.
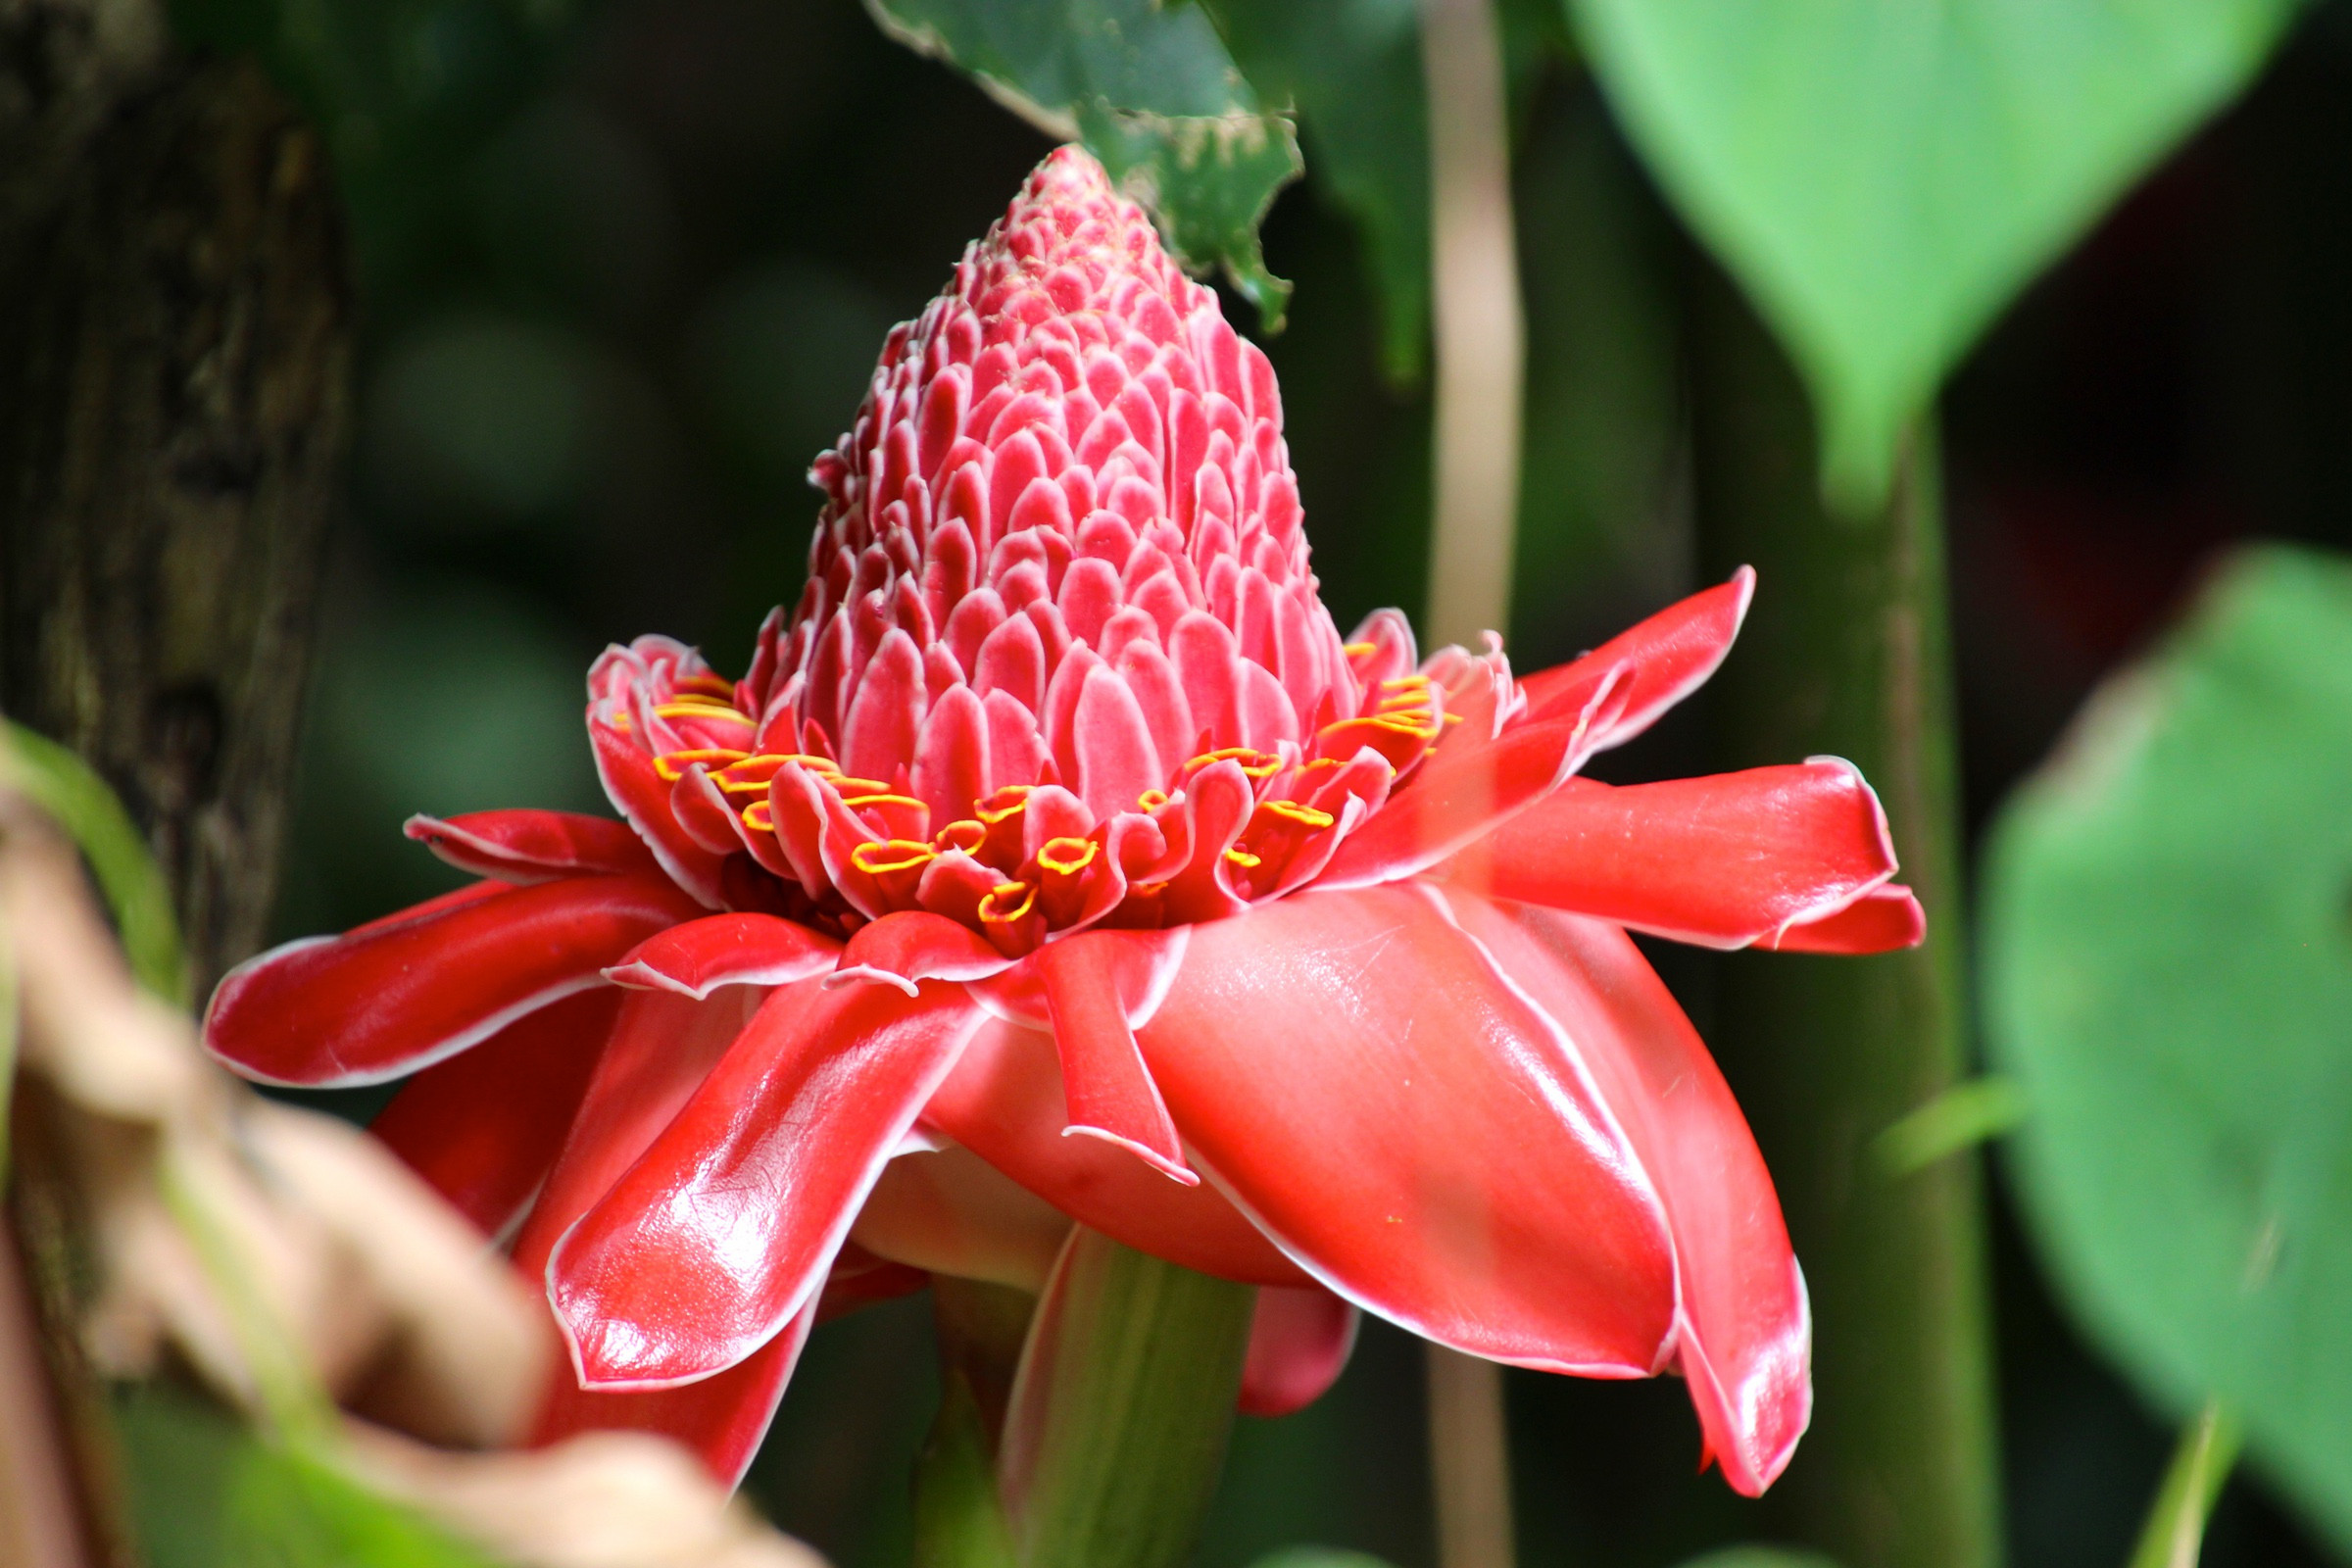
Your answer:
[1418,0,1525,1558]
[1419,0,1525,651]
[997,1228,1254,1568]
[1684,258,2000,1568]
[1425,1348,1516,1568]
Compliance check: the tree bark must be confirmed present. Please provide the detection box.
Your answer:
[0,5,352,1559]
[0,0,350,996]
[1684,257,2001,1568]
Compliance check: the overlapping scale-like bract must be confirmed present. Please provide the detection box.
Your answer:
[589,149,1508,952]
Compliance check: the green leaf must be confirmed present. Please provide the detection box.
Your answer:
[1,722,190,1005]
[2128,1401,2242,1568]
[1201,0,1428,378]
[1568,0,2302,509]
[1200,0,1571,383]
[865,0,1302,327]
[117,1385,497,1568]
[1983,544,2352,1552]
[1673,1550,1842,1568]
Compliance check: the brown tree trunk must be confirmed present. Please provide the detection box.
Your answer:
[0,0,351,996]
[0,3,353,1557]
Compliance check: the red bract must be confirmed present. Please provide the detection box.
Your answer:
[204,148,1923,1495]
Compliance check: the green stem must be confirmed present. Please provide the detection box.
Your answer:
[998,1229,1255,1568]
[914,1279,1038,1568]
[2126,1402,2239,1568]
[1684,261,2001,1568]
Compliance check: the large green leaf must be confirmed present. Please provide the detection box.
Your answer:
[1569,0,2302,508]
[864,0,1302,327]
[1201,0,1426,377]
[1983,544,2352,1550]
[1202,0,1569,382]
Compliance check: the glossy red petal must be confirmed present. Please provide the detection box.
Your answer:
[590,715,729,908]
[1441,761,1901,950]
[1311,672,1632,893]
[832,910,1015,992]
[404,809,659,884]
[531,1297,813,1487]
[511,988,770,1284]
[204,875,703,1088]
[603,912,841,999]
[1239,1285,1359,1418]
[921,1015,1311,1287]
[549,978,985,1388]
[1139,884,1676,1373]
[1517,567,1753,748]
[1036,931,1197,1185]
[368,988,625,1237]
[1439,893,1808,1495]
[1770,883,1925,954]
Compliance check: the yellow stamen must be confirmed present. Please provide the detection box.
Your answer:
[655,699,751,722]
[1192,746,1283,780]
[673,673,738,700]
[851,840,936,876]
[1038,836,1097,877]
[721,753,838,775]
[1342,641,1378,657]
[1223,847,1262,869]
[1256,800,1335,832]
[977,786,1034,825]
[741,800,775,833]
[1136,788,1171,812]
[841,793,926,813]
[979,881,1036,924]
[933,819,987,855]
[655,748,750,781]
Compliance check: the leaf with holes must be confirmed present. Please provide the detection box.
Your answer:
[1569,0,2302,508]
[1984,544,2352,1553]
[1201,0,1430,378]
[865,0,1302,326]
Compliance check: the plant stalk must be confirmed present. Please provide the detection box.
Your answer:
[1419,0,1524,650]
[2126,1401,2239,1568]
[997,1229,1255,1568]
[1418,0,1525,1560]
[1683,258,2001,1568]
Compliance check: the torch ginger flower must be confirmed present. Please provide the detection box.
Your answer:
[205,148,1923,1496]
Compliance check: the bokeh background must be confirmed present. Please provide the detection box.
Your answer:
[226,0,2352,1562]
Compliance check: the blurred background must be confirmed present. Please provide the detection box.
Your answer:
[220,0,2352,1562]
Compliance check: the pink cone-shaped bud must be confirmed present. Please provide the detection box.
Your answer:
[643,147,1469,949]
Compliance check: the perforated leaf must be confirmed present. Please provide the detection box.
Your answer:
[867,0,1302,326]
